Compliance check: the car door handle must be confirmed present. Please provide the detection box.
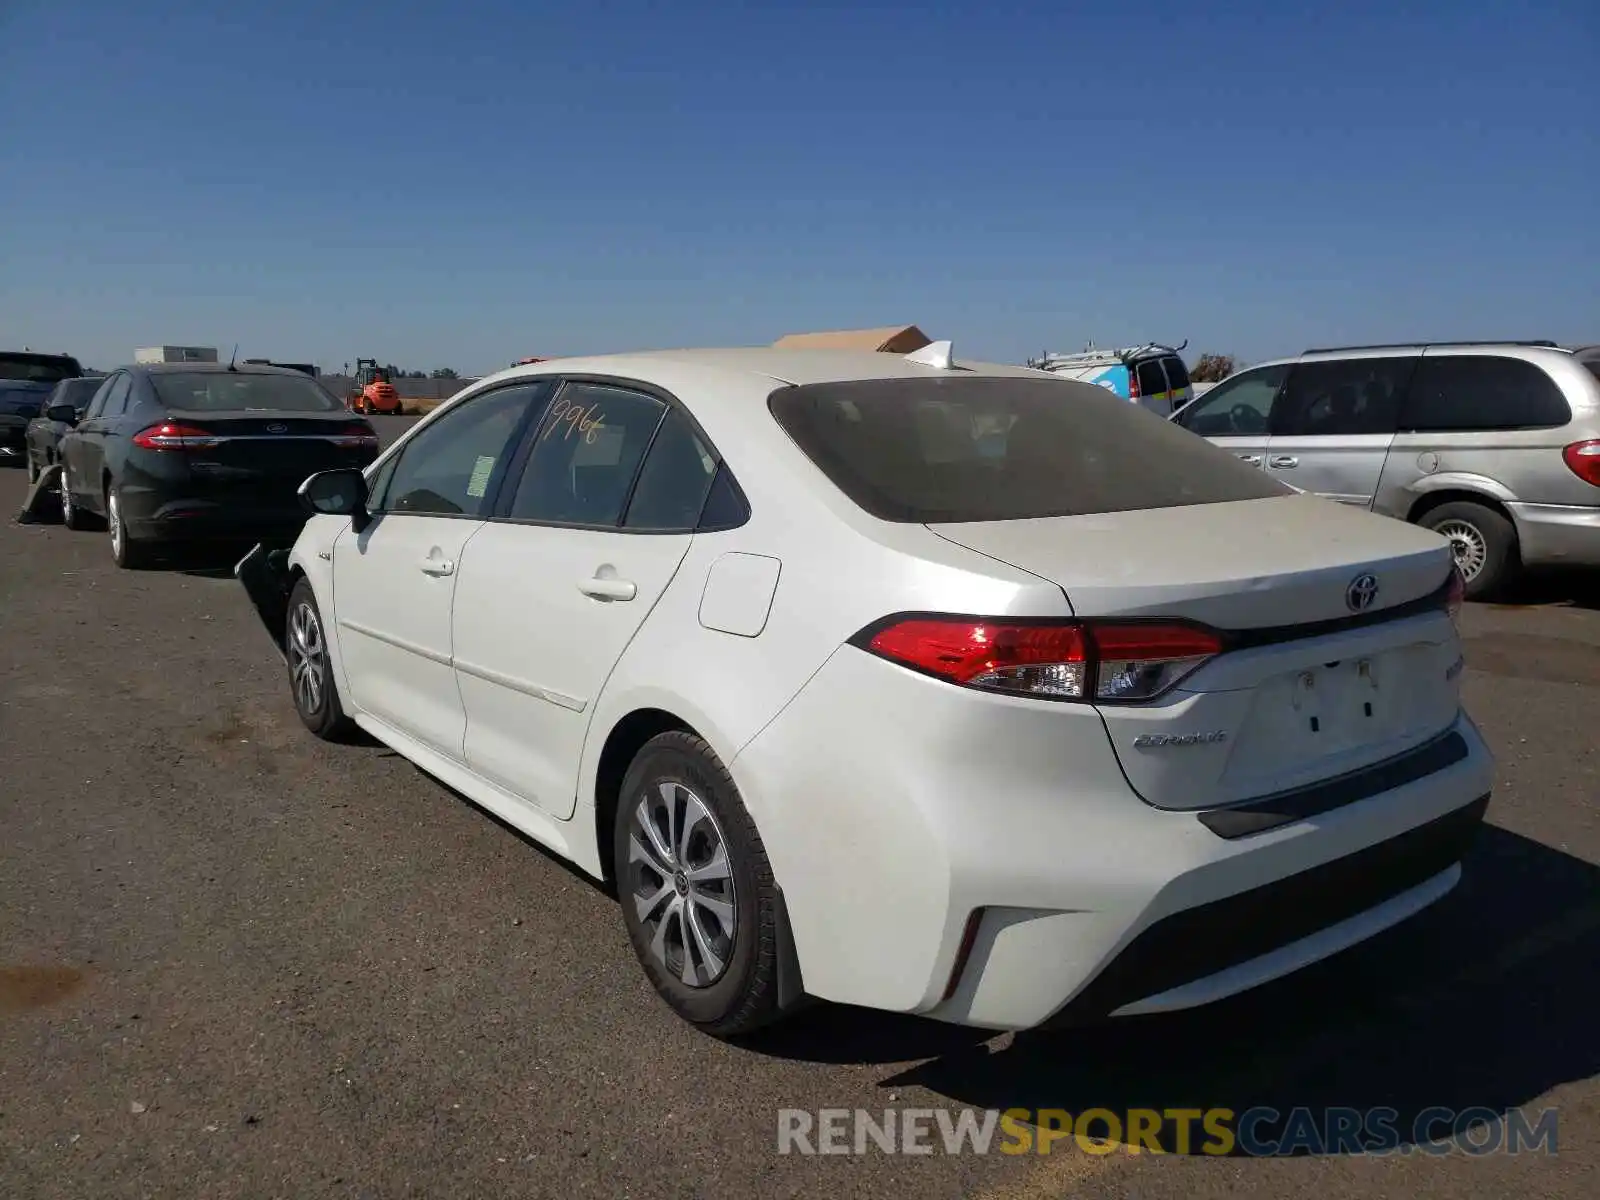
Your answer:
[1238,454,1263,465]
[1268,455,1298,469]
[418,557,455,576]
[578,576,637,602]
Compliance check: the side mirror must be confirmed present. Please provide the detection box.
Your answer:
[298,468,372,531]
[46,403,79,424]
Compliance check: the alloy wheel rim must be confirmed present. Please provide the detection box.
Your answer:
[109,493,123,556]
[288,601,325,714]
[60,470,72,521]
[627,781,737,988]
[1435,520,1487,581]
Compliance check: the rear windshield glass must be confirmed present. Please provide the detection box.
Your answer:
[768,376,1292,523]
[1161,356,1190,390]
[151,371,342,413]
[0,353,82,384]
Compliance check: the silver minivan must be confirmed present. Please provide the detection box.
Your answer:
[1170,341,1600,597]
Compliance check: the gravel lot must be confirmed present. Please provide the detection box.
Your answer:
[2,419,1596,1198]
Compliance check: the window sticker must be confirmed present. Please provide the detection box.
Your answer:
[466,455,496,498]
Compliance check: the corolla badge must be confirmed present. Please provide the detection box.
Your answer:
[266,422,288,434]
[1132,731,1228,749]
[1346,573,1379,612]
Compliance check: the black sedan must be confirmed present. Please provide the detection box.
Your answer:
[57,362,381,568]
[25,376,104,484]
[1,350,84,468]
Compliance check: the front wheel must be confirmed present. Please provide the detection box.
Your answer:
[613,732,786,1038]
[286,578,355,740]
[1419,500,1518,600]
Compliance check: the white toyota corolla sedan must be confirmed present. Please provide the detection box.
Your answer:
[236,344,1493,1037]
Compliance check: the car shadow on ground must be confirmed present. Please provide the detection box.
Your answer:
[1486,567,1600,612]
[749,823,1598,1155]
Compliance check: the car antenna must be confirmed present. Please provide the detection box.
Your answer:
[227,343,240,372]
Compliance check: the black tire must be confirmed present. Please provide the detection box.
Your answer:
[286,578,355,740]
[1418,500,1518,600]
[106,484,153,569]
[613,731,785,1038]
[60,466,93,531]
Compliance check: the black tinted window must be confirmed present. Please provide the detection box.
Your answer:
[1162,356,1190,390]
[1136,361,1168,397]
[1175,365,1288,436]
[56,379,102,408]
[768,377,1291,523]
[0,353,81,383]
[508,383,666,526]
[1272,357,1412,437]
[382,383,546,517]
[622,408,718,531]
[697,465,750,531]
[1400,355,1571,432]
[150,371,342,413]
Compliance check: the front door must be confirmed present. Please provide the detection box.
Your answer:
[331,381,547,758]
[1265,355,1415,507]
[63,373,129,513]
[1170,363,1288,469]
[453,384,718,819]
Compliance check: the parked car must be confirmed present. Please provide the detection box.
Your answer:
[1170,341,1600,598]
[237,345,1490,1038]
[25,376,103,484]
[1027,343,1194,416]
[1,351,84,468]
[57,362,380,567]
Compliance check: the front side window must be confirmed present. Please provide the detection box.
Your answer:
[768,376,1291,524]
[506,382,667,526]
[1175,365,1288,436]
[1400,355,1571,432]
[1271,357,1414,438]
[100,375,133,418]
[81,376,117,420]
[380,382,549,517]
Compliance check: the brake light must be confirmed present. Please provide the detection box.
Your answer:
[857,617,1222,702]
[1127,369,1141,401]
[132,422,218,451]
[1562,440,1600,486]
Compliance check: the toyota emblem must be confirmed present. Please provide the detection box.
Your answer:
[266,422,288,434]
[1346,573,1379,612]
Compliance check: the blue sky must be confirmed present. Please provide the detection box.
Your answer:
[2,0,1594,375]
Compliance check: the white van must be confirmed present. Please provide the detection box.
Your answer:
[1028,342,1194,416]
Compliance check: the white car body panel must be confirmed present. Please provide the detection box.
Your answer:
[264,347,1494,1032]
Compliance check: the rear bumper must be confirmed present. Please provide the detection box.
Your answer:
[732,646,1496,1031]
[120,488,306,544]
[1508,501,1600,567]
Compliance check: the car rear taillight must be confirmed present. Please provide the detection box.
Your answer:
[1562,440,1600,486]
[329,422,379,450]
[1127,370,1141,402]
[132,422,219,451]
[855,617,1222,703]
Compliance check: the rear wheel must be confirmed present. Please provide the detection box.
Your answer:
[60,466,92,530]
[287,578,354,740]
[1419,500,1518,599]
[613,732,785,1038]
[107,485,153,569]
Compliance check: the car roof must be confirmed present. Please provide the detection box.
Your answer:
[492,346,1044,389]
[123,361,314,377]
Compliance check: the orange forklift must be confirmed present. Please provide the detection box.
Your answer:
[348,358,402,415]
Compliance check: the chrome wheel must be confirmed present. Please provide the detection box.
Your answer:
[1435,519,1487,581]
[627,782,737,988]
[60,469,73,523]
[288,601,326,715]
[108,491,123,558]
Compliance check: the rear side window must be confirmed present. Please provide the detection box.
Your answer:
[1136,360,1168,397]
[622,407,718,531]
[1272,357,1414,437]
[768,377,1291,524]
[1400,355,1572,432]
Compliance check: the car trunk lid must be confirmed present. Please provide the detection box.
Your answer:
[928,495,1464,810]
[154,410,378,507]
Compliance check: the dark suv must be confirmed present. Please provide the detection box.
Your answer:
[0,351,83,467]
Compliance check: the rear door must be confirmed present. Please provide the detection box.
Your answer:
[1159,355,1193,412]
[1170,363,1288,469]
[452,381,713,819]
[66,372,130,513]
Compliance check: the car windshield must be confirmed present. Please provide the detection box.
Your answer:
[0,353,82,384]
[768,376,1292,523]
[150,371,342,413]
